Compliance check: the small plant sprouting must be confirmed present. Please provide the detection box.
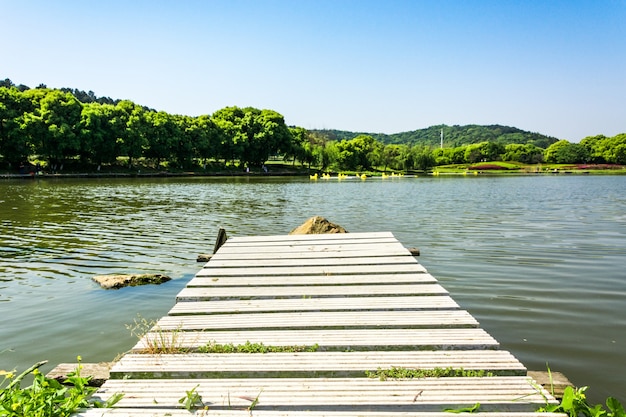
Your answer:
[125,313,188,354]
[178,384,206,412]
[365,366,494,381]
[248,389,262,411]
[236,389,263,413]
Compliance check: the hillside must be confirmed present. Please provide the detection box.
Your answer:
[312,124,559,149]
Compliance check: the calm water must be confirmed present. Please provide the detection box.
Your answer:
[1,175,625,404]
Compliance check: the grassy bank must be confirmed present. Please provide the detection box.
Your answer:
[432,161,626,175]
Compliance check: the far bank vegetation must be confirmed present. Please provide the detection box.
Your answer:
[1,78,625,175]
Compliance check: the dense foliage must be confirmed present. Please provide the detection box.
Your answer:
[0,82,292,171]
[0,358,122,416]
[1,78,625,172]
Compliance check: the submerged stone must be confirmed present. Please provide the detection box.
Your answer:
[92,273,171,289]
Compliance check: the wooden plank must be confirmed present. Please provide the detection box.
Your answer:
[225,232,395,243]
[91,377,556,411]
[46,362,112,387]
[176,283,448,301]
[214,242,409,255]
[195,263,428,277]
[168,296,460,315]
[211,248,412,260]
[220,237,400,248]
[110,351,526,379]
[204,255,418,268]
[133,328,500,351]
[186,273,438,287]
[77,409,567,417]
[154,310,479,331]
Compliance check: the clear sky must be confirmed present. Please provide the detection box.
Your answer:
[2,0,624,141]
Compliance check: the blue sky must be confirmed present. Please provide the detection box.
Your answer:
[2,0,624,141]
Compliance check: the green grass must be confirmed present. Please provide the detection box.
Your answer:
[433,162,626,175]
[365,366,494,381]
[197,341,320,354]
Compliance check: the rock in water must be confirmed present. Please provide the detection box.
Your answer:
[92,273,171,289]
[289,216,348,235]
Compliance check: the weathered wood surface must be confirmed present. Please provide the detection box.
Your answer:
[221,231,394,242]
[79,232,562,417]
[154,310,479,330]
[196,263,428,277]
[90,377,551,411]
[168,295,460,315]
[46,362,113,387]
[176,283,448,301]
[77,412,566,417]
[204,255,418,268]
[211,246,411,258]
[187,272,439,286]
[132,328,502,352]
[111,351,527,379]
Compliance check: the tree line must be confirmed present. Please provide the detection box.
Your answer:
[1,79,625,173]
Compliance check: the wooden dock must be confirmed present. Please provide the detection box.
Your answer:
[77,232,563,417]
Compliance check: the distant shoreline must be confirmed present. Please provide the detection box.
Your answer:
[3,168,625,179]
[0,171,304,179]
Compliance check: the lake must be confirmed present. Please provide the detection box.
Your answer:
[1,174,625,404]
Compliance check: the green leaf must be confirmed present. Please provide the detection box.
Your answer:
[560,386,575,412]
[607,397,626,417]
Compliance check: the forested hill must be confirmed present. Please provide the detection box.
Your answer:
[312,125,559,149]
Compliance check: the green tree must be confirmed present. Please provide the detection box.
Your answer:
[79,102,125,166]
[171,115,195,169]
[188,114,220,167]
[581,134,626,164]
[285,126,306,165]
[502,143,544,163]
[116,100,148,168]
[145,111,179,168]
[544,140,589,164]
[580,135,607,163]
[0,87,34,167]
[22,89,83,167]
[243,109,292,167]
[211,106,292,168]
[380,144,403,171]
[211,106,244,164]
[464,141,504,163]
[334,135,377,171]
[412,146,436,171]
